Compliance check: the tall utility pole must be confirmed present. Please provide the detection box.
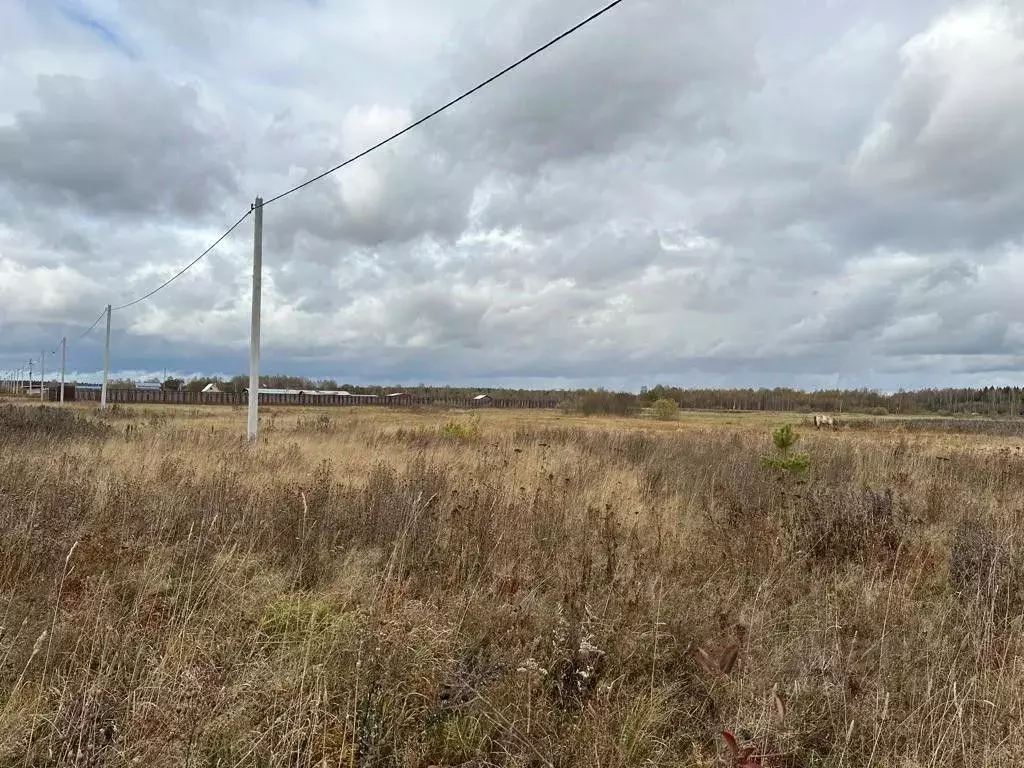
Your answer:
[59,337,67,404]
[27,359,32,396]
[247,197,263,443]
[40,350,45,401]
[101,304,111,409]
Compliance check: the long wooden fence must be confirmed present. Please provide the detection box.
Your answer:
[69,388,558,410]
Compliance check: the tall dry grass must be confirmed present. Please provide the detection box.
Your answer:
[0,403,1023,766]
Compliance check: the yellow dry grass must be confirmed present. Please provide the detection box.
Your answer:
[1,400,1023,766]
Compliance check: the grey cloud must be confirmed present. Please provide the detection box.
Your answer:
[0,71,240,220]
[703,160,1024,263]
[851,3,1024,201]
[430,0,763,174]
[918,259,980,293]
[694,1,1024,266]
[954,356,1024,376]
[259,137,474,254]
[501,223,667,290]
[777,250,1024,369]
[388,287,490,350]
[474,173,596,236]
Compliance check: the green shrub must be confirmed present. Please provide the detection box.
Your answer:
[650,398,679,421]
[772,423,799,453]
[761,424,810,474]
[441,417,481,440]
[759,453,811,472]
[573,389,639,417]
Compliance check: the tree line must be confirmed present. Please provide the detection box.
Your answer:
[575,385,1024,417]
[100,376,1024,417]
[637,385,1024,417]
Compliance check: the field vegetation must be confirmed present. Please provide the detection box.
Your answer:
[0,400,1023,766]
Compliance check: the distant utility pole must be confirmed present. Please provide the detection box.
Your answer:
[40,350,45,401]
[101,304,111,409]
[59,337,66,404]
[27,359,32,395]
[247,196,263,443]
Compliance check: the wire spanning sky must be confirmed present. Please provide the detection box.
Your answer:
[2,0,1023,390]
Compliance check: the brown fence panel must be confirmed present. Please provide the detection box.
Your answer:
[58,387,560,409]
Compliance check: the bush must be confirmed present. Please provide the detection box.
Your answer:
[650,398,679,421]
[759,453,811,472]
[761,424,810,474]
[441,417,481,440]
[572,389,639,417]
[771,423,798,453]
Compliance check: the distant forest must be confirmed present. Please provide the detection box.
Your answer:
[97,374,1024,417]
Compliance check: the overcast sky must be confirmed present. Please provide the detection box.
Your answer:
[1,0,1023,391]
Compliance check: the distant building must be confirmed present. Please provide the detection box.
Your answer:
[136,382,162,391]
[201,383,222,394]
[242,388,312,396]
[241,387,380,398]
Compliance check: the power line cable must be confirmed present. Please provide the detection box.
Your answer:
[263,0,628,207]
[111,209,252,312]
[78,308,107,339]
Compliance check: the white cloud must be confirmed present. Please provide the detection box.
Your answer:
[852,1,1024,198]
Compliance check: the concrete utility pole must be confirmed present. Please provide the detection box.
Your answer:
[40,350,45,401]
[27,359,32,396]
[59,337,66,404]
[101,304,111,409]
[247,196,263,443]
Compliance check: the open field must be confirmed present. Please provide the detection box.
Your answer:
[2,401,1024,766]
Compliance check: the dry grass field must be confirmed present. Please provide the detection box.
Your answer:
[2,399,1024,766]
